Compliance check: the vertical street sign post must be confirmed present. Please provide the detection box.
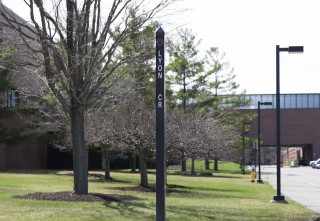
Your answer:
[156,27,166,221]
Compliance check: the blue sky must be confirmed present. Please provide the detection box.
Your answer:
[3,0,320,94]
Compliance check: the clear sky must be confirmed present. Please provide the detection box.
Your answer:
[2,0,320,94]
[165,0,320,94]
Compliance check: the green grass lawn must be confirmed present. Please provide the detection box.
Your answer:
[0,162,316,221]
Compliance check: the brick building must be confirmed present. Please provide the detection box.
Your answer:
[281,147,303,166]
[244,94,320,165]
[0,4,48,170]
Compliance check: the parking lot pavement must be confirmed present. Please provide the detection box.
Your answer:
[261,165,320,214]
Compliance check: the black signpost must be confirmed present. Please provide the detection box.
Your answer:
[156,27,166,221]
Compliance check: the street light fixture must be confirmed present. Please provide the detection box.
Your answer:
[241,120,252,174]
[274,45,303,202]
[257,101,273,183]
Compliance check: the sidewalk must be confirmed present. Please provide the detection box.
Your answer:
[261,165,320,214]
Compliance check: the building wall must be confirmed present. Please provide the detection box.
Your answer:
[0,144,5,169]
[0,112,47,170]
[247,108,320,163]
[0,143,47,170]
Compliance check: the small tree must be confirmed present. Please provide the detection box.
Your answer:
[85,114,124,181]
[167,109,237,175]
[110,101,155,187]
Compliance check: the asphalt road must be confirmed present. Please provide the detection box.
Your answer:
[261,165,320,214]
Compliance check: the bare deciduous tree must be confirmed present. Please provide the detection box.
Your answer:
[113,101,155,187]
[167,109,237,174]
[0,0,175,194]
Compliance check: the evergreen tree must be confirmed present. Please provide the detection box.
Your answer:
[121,20,158,105]
[167,28,204,111]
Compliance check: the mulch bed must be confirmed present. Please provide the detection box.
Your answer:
[13,191,141,202]
[13,184,188,202]
[23,172,188,202]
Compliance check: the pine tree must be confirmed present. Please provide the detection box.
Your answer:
[167,29,204,111]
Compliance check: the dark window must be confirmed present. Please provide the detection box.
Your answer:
[3,90,17,108]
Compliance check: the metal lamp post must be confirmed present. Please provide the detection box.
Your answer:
[273,45,303,202]
[257,101,272,183]
[242,120,252,174]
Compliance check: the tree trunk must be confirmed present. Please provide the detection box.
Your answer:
[181,159,187,171]
[139,152,148,187]
[104,149,111,180]
[130,155,136,172]
[205,159,210,170]
[71,107,88,195]
[214,157,219,171]
[191,158,196,175]
[181,151,187,171]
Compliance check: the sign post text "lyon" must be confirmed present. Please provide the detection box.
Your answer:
[156,27,166,221]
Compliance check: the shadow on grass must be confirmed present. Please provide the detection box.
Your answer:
[189,185,249,193]
[166,205,218,220]
[111,169,142,174]
[103,200,218,220]
[105,199,271,220]
[105,198,272,220]
[168,168,246,176]
[110,184,190,195]
[168,171,243,180]
[108,183,254,200]
[89,174,132,183]
[103,200,156,220]
[55,172,132,184]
